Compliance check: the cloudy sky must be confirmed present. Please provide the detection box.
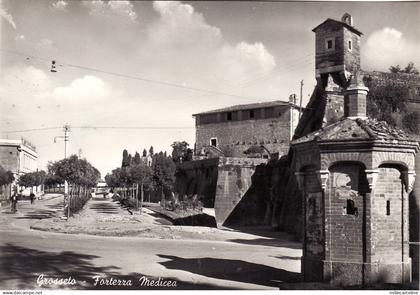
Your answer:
[1,0,419,177]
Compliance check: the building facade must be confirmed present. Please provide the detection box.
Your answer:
[0,139,38,178]
[193,100,301,159]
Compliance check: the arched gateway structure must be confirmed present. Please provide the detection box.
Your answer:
[291,14,419,285]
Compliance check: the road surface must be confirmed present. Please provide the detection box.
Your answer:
[0,195,302,290]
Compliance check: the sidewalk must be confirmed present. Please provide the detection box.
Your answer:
[29,196,300,245]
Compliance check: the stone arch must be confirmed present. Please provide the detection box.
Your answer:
[373,152,415,171]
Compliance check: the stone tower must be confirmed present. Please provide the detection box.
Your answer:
[291,14,419,286]
[293,13,364,138]
[313,13,362,87]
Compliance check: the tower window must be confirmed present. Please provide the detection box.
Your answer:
[227,112,232,121]
[386,200,390,216]
[210,138,217,147]
[348,40,352,51]
[325,38,335,51]
[249,109,255,119]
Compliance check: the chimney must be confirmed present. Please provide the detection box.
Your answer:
[343,73,369,119]
[343,87,368,119]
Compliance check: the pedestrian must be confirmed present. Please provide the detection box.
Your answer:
[30,192,35,204]
[10,188,18,213]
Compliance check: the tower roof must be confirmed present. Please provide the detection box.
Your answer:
[312,18,363,36]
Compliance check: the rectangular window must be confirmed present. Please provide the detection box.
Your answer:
[227,112,232,121]
[327,40,333,49]
[325,38,335,51]
[345,199,358,216]
[210,138,217,147]
[386,200,390,215]
[348,40,352,51]
[249,109,254,119]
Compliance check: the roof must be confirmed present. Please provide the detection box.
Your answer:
[193,100,300,116]
[312,18,363,36]
[292,117,416,145]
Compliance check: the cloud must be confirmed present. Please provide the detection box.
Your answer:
[0,7,16,29]
[82,0,137,22]
[362,27,420,71]
[145,1,275,89]
[47,75,110,102]
[51,0,68,12]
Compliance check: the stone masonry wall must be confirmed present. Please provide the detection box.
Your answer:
[343,27,361,73]
[214,157,268,226]
[174,158,219,208]
[195,108,293,158]
[315,23,344,71]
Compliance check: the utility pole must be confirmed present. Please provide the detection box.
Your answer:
[299,80,304,120]
[54,124,70,194]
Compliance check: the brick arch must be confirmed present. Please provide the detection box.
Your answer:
[373,152,414,171]
[378,162,409,172]
[328,160,367,171]
[321,152,372,170]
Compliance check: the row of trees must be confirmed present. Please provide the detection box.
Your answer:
[17,170,47,192]
[105,146,177,209]
[48,155,101,196]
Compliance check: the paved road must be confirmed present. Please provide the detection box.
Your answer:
[0,195,302,290]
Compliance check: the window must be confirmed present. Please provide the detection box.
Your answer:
[386,200,390,216]
[348,40,352,51]
[249,109,254,119]
[227,112,232,121]
[210,138,217,147]
[325,38,334,51]
[327,40,333,49]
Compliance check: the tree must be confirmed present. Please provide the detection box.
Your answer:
[389,65,401,74]
[171,141,189,163]
[389,62,419,75]
[365,77,409,126]
[122,149,131,168]
[105,168,122,188]
[404,62,419,75]
[129,163,152,210]
[142,149,147,157]
[402,111,420,134]
[152,152,176,202]
[0,165,14,186]
[149,146,154,156]
[49,155,100,196]
[18,171,47,192]
[133,152,141,165]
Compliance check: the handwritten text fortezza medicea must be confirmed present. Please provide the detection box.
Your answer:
[92,275,177,287]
